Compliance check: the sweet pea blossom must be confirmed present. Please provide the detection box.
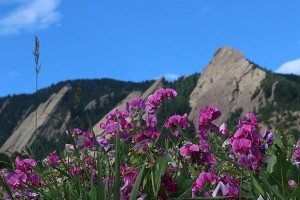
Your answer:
[228,113,275,171]
[180,143,215,166]
[192,172,219,197]
[165,113,190,137]
[291,140,300,167]
[211,174,240,197]
[120,165,139,200]
[15,157,37,171]
[198,106,221,138]
[288,179,298,190]
[145,88,177,114]
[219,123,229,135]
[126,98,146,117]
[45,151,60,166]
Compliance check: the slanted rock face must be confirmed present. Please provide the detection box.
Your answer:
[189,47,266,125]
[0,86,71,153]
[92,77,164,136]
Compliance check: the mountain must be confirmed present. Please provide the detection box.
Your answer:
[0,46,299,156]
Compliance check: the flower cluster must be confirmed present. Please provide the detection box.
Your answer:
[165,113,190,137]
[1,157,41,200]
[291,140,300,167]
[226,113,275,172]
[145,88,177,115]
[192,172,239,197]
[2,87,296,199]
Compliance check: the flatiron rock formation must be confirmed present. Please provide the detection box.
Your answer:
[1,86,71,153]
[189,47,266,125]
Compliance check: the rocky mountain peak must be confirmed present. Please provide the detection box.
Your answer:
[189,46,267,125]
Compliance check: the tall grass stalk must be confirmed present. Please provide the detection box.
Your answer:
[33,36,41,153]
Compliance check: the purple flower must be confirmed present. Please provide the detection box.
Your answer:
[126,98,146,117]
[145,88,177,114]
[291,140,300,167]
[120,165,139,200]
[192,172,219,197]
[96,136,109,148]
[180,143,215,166]
[6,170,27,190]
[212,174,240,197]
[146,114,158,127]
[46,152,60,166]
[15,157,37,172]
[288,179,298,190]
[197,106,221,138]
[219,123,229,135]
[69,166,82,176]
[165,113,190,137]
[76,131,94,149]
[228,113,274,172]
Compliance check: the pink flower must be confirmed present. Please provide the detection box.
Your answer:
[180,143,215,166]
[126,98,146,116]
[133,127,160,143]
[228,113,274,172]
[6,170,27,190]
[288,179,298,190]
[146,114,158,127]
[120,165,139,200]
[165,113,190,137]
[46,152,60,166]
[76,131,94,149]
[69,166,82,176]
[197,106,221,138]
[15,157,37,172]
[219,123,228,135]
[212,174,240,197]
[28,173,41,187]
[291,140,300,167]
[145,88,177,114]
[192,172,219,197]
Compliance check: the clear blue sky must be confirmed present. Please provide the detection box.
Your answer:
[0,0,300,97]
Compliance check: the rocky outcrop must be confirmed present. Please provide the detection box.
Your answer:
[92,77,164,136]
[0,86,71,153]
[189,47,267,125]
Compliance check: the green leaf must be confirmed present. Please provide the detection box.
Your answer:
[261,174,285,200]
[152,155,172,196]
[250,174,264,196]
[129,164,146,200]
[97,155,106,200]
[114,130,121,200]
[267,154,277,173]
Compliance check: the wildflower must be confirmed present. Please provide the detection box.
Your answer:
[192,172,219,197]
[219,123,229,135]
[145,88,177,114]
[228,113,275,171]
[212,174,240,197]
[76,131,94,149]
[197,106,221,138]
[288,179,298,190]
[180,143,215,166]
[291,140,300,167]
[126,97,146,117]
[69,166,82,176]
[146,114,158,127]
[120,165,139,200]
[45,151,60,166]
[165,113,190,137]
[15,157,37,171]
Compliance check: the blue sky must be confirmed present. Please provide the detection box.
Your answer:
[0,0,300,97]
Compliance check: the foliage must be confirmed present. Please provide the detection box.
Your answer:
[0,87,299,200]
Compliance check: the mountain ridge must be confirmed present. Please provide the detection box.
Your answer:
[0,46,299,156]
